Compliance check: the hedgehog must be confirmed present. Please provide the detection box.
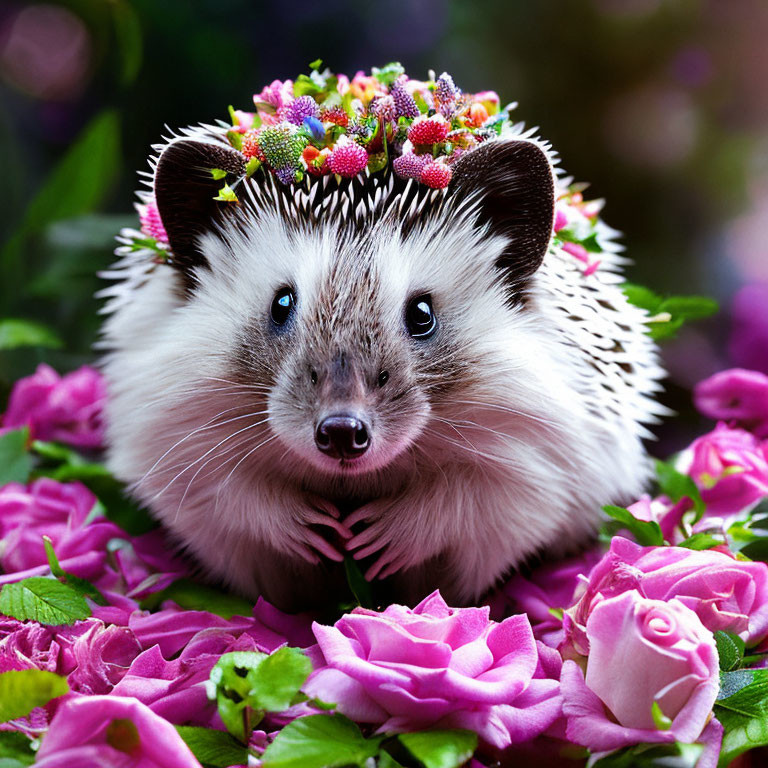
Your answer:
[99,67,666,611]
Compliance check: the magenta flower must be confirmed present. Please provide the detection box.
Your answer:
[34,695,203,767]
[0,478,120,576]
[138,199,169,245]
[695,368,768,438]
[562,591,720,757]
[563,537,768,653]
[304,591,562,750]
[681,423,768,518]
[2,363,106,449]
[501,549,602,647]
[112,623,275,727]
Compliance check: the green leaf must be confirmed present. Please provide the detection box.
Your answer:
[308,58,323,70]
[658,296,719,321]
[175,726,248,768]
[655,460,705,519]
[677,533,722,550]
[0,429,33,486]
[214,184,238,202]
[601,505,664,546]
[0,670,69,722]
[210,168,228,180]
[371,62,405,87]
[247,647,313,713]
[650,701,672,731]
[396,730,477,768]
[0,577,91,625]
[0,319,62,350]
[0,732,35,766]
[1,111,120,303]
[344,557,374,609]
[245,157,261,176]
[140,578,252,619]
[43,537,107,606]
[260,714,381,768]
[110,0,142,86]
[715,669,768,765]
[715,631,746,672]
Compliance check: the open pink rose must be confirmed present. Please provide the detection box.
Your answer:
[1,363,106,449]
[562,591,720,758]
[680,424,768,519]
[35,695,203,767]
[0,478,119,577]
[695,369,768,438]
[563,537,768,653]
[304,591,562,750]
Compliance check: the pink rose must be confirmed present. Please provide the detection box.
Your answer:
[563,537,768,653]
[112,623,274,727]
[562,591,720,756]
[304,591,562,750]
[34,695,203,767]
[681,424,768,518]
[695,369,768,438]
[2,363,106,449]
[0,478,120,576]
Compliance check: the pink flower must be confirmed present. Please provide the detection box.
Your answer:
[500,549,602,648]
[0,478,120,576]
[562,591,719,755]
[681,423,768,518]
[563,537,768,652]
[34,695,203,767]
[1,363,106,449]
[112,621,279,727]
[304,591,562,750]
[695,368,768,438]
[138,199,169,245]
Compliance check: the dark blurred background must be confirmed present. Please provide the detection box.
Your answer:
[1,0,767,451]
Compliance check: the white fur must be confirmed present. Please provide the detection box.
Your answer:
[100,131,666,609]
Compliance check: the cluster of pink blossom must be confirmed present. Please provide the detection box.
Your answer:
[0,364,767,766]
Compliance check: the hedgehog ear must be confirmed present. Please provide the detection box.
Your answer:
[154,139,246,288]
[449,138,555,291]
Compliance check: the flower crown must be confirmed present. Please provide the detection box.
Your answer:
[126,62,607,280]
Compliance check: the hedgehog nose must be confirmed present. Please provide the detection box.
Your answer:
[315,415,370,459]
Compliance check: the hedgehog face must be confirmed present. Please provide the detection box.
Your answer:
[144,135,556,485]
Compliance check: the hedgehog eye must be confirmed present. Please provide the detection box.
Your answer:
[271,288,295,326]
[405,295,437,338]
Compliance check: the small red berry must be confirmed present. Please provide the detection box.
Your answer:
[326,140,368,178]
[407,115,450,146]
[419,161,452,189]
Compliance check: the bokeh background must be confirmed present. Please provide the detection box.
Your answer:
[1,0,767,452]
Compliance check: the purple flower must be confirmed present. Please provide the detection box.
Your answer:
[0,478,120,576]
[34,695,203,767]
[501,549,603,648]
[2,363,106,449]
[563,537,768,653]
[562,591,720,758]
[112,622,279,727]
[303,591,562,750]
[695,368,768,438]
[284,95,319,125]
[681,423,768,519]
